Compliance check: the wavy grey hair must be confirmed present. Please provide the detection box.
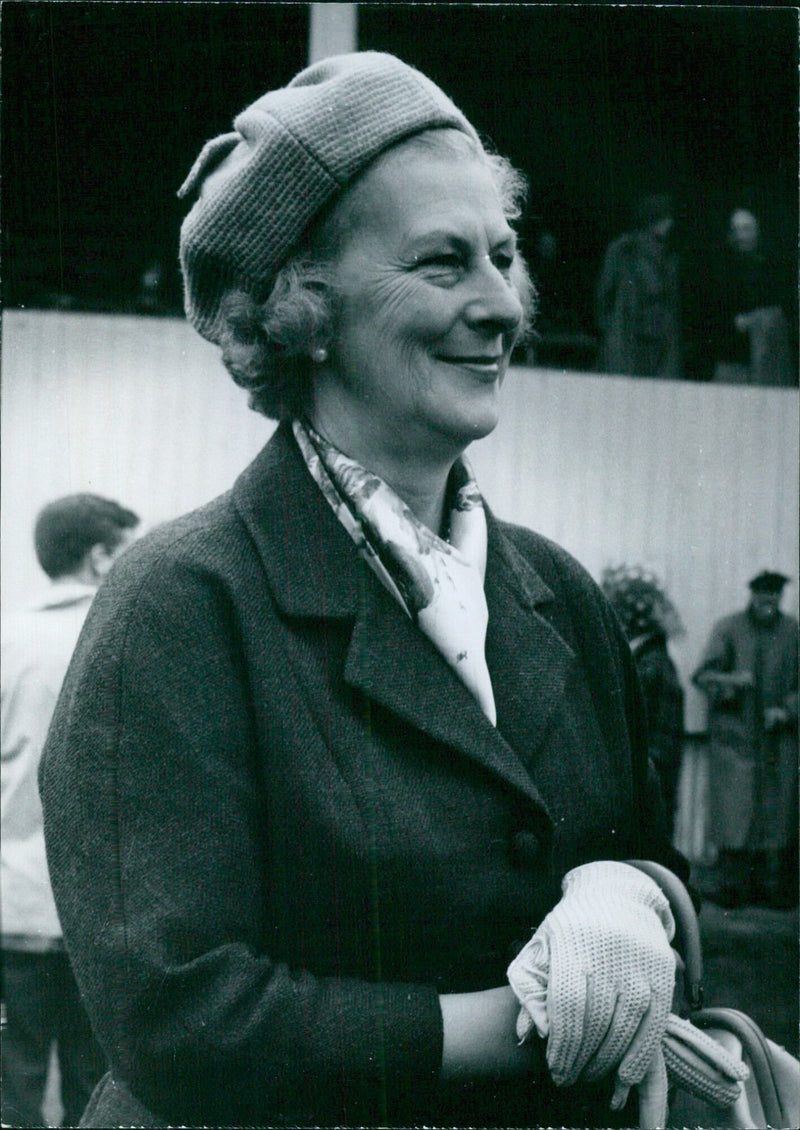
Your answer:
[217,129,536,420]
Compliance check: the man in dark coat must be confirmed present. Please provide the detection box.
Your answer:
[708,209,797,386]
[693,571,798,908]
[596,193,683,380]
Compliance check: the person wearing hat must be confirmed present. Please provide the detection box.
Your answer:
[40,53,700,1129]
[595,192,683,379]
[693,571,798,908]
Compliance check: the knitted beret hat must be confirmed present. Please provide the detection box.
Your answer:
[178,51,480,345]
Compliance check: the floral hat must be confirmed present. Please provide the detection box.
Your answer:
[600,564,685,641]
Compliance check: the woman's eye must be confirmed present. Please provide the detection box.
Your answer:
[413,253,465,285]
[421,254,463,270]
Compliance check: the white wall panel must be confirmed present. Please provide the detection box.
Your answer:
[470,367,799,728]
[3,312,797,731]
[2,312,274,611]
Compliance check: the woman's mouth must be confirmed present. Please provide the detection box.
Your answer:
[436,355,503,376]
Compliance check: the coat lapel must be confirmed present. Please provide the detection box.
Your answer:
[233,426,566,814]
[484,514,578,773]
[342,575,550,810]
[233,422,363,619]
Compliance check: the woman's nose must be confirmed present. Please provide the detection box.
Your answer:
[465,259,524,334]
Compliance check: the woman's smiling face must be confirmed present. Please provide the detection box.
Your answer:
[315,132,526,464]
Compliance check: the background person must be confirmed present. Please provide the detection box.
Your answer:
[596,192,683,379]
[1,494,139,1127]
[693,571,798,908]
[708,208,796,386]
[40,53,687,1129]
[601,566,685,839]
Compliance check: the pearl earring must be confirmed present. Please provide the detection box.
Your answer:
[311,346,328,364]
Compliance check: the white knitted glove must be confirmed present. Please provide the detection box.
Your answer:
[662,1015,749,1107]
[632,1018,748,1130]
[507,861,676,1107]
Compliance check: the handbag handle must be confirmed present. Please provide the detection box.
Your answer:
[692,1008,789,1129]
[627,860,800,1129]
[627,859,704,1009]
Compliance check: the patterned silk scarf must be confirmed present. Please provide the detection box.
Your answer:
[293,419,496,724]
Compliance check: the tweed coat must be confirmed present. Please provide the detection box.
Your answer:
[40,422,684,1128]
[693,609,798,851]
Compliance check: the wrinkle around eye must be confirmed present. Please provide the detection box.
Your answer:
[399,251,464,282]
[417,266,463,287]
[347,267,433,318]
[417,253,463,267]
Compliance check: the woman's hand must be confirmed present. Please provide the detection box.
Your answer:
[508,862,676,1105]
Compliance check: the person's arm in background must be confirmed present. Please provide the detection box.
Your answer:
[765,618,798,730]
[692,619,752,705]
[636,646,683,769]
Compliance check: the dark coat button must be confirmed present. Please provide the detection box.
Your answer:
[512,830,540,866]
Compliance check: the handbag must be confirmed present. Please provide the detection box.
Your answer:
[630,859,800,1129]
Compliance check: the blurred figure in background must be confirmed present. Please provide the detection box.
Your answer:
[693,571,798,909]
[132,260,168,315]
[1,494,139,1127]
[596,192,682,379]
[709,208,796,386]
[601,566,685,838]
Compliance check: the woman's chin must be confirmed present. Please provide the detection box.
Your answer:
[435,404,501,449]
[463,390,503,439]
[467,411,501,442]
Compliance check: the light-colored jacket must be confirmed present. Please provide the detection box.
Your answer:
[2,581,94,941]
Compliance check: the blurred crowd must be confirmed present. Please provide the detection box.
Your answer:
[528,197,798,387]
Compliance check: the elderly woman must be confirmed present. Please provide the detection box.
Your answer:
[41,54,690,1129]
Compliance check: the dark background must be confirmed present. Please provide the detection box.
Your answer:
[4,1,797,347]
